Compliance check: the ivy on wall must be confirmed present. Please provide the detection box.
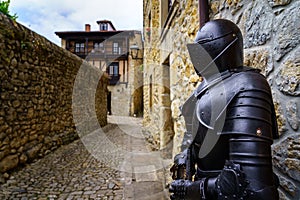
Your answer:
[0,0,17,20]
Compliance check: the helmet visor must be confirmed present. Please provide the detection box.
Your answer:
[187,43,218,76]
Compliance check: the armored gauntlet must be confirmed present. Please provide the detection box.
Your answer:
[169,161,248,200]
[169,179,206,200]
[170,150,188,180]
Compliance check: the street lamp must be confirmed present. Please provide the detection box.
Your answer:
[129,44,140,59]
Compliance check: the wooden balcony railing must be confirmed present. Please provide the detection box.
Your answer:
[67,44,129,60]
[108,74,121,85]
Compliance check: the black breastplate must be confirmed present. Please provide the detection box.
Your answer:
[189,68,278,173]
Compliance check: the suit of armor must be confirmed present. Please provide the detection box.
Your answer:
[169,19,279,200]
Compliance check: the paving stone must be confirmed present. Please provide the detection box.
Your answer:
[0,116,168,199]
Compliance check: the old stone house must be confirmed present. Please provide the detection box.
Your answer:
[143,0,299,199]
[55,20,143,116]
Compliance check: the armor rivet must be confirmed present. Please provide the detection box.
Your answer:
[256,128,262,136]
[220,93,223,96]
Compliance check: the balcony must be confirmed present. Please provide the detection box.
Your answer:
[67,43,129,60]
[108,74,121,85]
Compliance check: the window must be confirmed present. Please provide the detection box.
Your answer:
[75,43,85,53]
[107,62,120,85]
[100,23,108,31]
[108,62,119,76]
[94,42,104,52]
[113,42,121,54]
[113,65,119,75]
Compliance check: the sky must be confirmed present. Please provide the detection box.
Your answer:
[10,0,143,46]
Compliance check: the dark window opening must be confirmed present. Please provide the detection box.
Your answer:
[149,75,153,112]
[75,42,85,53]
[147,12,151,41]
[107,62,119,75]
[107,91,112,115]
[100,23,108,31]
[107,62,120,85]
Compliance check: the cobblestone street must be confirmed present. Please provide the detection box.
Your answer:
[0,116,171,200]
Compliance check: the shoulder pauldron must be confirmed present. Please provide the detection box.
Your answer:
[195,71,272,131]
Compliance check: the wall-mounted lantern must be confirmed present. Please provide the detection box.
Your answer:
[129,44,142,59]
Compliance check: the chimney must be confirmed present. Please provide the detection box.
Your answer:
[85,24,91,32]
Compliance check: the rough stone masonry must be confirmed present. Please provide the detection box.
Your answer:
[0,13,108,177]
[142,0,299,199]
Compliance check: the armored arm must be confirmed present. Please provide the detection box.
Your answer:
[206,88,279,199]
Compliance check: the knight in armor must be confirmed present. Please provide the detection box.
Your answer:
[169,19,279,200]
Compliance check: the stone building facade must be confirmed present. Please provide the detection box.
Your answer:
[143,0,299,199]
[0,13,108,177]
[56,21,144,117]
[108,33,144,117]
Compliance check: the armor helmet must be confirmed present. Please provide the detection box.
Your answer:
[187,19,243,77]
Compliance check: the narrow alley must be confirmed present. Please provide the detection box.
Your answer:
[0,116,171,200]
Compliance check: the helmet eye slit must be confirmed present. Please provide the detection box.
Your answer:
[197,31,235,44]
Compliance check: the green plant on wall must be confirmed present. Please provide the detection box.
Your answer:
[0,0,17,20]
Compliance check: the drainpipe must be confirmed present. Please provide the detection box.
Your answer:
[199,0,209,28]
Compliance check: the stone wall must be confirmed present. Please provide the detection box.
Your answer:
[143,0,177,150]
[143,0,299,199]
[0,13,108,177]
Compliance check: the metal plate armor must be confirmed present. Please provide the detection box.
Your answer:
[188,68,279,199]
